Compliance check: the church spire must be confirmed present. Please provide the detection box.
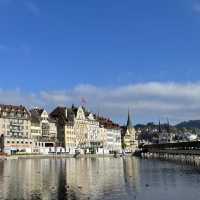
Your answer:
[158,120,162,133]
[127,109,133,129]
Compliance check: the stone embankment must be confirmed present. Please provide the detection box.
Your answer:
[0,154,120,160]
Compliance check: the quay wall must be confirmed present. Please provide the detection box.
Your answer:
[0,154,120,160]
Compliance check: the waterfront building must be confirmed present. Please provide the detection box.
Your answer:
[0,104,33,154]
[158,121,174,144]
[50,106,77,154]
[121,111,138,153]
[51,105,102,154]
[96,117,122,154]
[30,108,57,141]
[0,103,123,155]
[29,108,57,154]
[72,106,89,153]
[86,112,101,154]
[51,105,121,154]
[70,105,102,154]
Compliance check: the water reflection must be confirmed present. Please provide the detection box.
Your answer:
[0,157,200,200]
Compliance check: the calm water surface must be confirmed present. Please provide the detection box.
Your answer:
[0,157,200,200]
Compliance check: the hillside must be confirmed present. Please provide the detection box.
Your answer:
[175,120,200,129]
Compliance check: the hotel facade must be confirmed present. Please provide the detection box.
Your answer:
[50,105,122,155]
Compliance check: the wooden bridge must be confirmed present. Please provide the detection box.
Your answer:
[138,141,200,166]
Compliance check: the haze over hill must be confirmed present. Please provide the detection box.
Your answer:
[135,120,200,129]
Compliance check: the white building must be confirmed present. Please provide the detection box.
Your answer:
[96,116,122,154]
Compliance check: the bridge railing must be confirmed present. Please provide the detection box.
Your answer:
[140,141,200,150]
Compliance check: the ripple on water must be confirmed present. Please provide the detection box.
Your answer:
[0,158,200,200]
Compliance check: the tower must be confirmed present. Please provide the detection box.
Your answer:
[127,109,133,129]
[122,110,138,153]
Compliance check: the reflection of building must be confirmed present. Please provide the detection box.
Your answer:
[121,111,138,153]
[65,157,140,198]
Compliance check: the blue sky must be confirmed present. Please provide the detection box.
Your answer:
[1,0,200,124]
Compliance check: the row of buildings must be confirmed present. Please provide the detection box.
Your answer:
[136,121,199,145]
[0,104,138,155]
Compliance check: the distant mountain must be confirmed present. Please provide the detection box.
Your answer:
[175,120,200,129]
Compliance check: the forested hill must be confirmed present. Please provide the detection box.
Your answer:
[175,120,200,129]
[134,120,200,129]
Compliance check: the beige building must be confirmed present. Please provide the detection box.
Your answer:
[121,111,138,153]
[30,108,57,141]
[73,106,88,151]
[50,106,77,154]
[29,108,57,154]
[51,105,104,154]
[0,104,33,154]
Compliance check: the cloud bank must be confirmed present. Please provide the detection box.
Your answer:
[1,82,200,124]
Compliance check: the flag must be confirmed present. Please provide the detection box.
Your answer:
[80,97,87,105]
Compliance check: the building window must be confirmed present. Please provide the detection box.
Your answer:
[12,141,15,144]
[21,141,24,144]
[7,141,10,144]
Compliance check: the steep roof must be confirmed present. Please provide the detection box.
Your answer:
[0,104,30,118]
[127,110,133,129]
[30,108,43,123]
[30,108,56,124]
[95,115,120,130]
[50,106,75,125]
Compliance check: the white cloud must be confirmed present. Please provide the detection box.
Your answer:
[1,82,200,124]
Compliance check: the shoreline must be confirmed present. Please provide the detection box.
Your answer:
[0,154,132,160]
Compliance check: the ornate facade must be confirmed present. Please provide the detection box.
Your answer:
[0,104,33,154]
[0,103,123,155]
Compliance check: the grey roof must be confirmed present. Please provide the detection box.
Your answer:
[30,108,43,123]
[30,108,56,124]
[127,110,133,129]
[50,106,75,125]
[0,104,30,118]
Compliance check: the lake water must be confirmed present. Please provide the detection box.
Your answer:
[0,157,200,200]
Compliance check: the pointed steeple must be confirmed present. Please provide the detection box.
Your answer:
[158,120,162,133]
[127,109,133,129]
[167,118,170,133]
